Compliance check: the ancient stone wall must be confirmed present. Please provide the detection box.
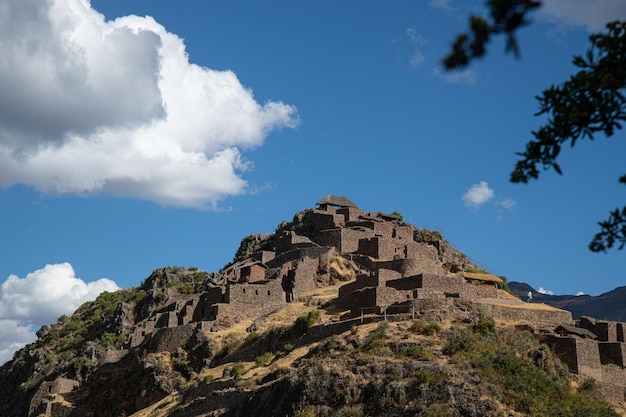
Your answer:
[336,206,365,222]
[240,264,266,283]
[374,255,443,278]
[96,349,128,365]
[156,311,177,329]
[346,287,378,310]
[276,232,318,255]
[302,210,342,232]
[574,338,604,381]
[192,289,226,322]
[357,237,383,259]
[29,378,79,417]
[375,286,411,307]
[251,251,275,264]
[267,247,333,268]
[227,279,286,318]
[579,317,618,342]
[385,275,422,291]
[148,323,196,352]
[600,364,626,396]
[598,342,626,366]
[488,305,572,327]
[336,276,378,307]
[293,256,320,295]
[466,282,498,299]
[547,336,604,381]
[419,274,466,295]
[545,336,579,373]
[178,299,195,325]
[318,228,372,253]
[376,268,402,285]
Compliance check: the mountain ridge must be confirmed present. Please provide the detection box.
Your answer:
[509,282,626,322]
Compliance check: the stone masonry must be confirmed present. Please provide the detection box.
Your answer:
[545,316,626,404]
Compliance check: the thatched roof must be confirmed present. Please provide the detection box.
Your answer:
[316,195,358,208]
[461,272,503,284]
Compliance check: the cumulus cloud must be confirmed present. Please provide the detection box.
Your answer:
[537,287,554,295]
[0,0,298,208]
[576,291,586,296]
[0,263,120,365]
[539,0,626,31]
[462,181,495,208]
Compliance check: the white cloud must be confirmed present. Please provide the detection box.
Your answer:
[576,291,586,296]
[537,287,554,295]
[539,0,626,31]
[433,67,477,85]
[406,28,426,69]
[0,319,35,366]
[0,263,120,365]
[0,0,299,208]
[496,198,518,211]
[429,0,456,12]
[462,181,495,208]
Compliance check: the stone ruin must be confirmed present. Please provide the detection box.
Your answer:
[28,196,595,415]
[543,316,626,403]
[29,377,80,417]
[104,196,573,356]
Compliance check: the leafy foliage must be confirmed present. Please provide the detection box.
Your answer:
[443,0,541,69]
[509,21,626,251]
[447,3,626,252]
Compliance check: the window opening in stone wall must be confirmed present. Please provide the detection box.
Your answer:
[242,288,246,294]
[267,290,271,295]
[255,289,259,295]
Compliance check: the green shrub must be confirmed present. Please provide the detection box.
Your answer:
[100,332,118,347]
[178,282,195,294]
[125,288,147,304]
[291,310,321,336]
[283,343,294,353]
[229,363,246,378]
[423,322,441,335]
[362,321,388,353]
[255,352,274,367]
[240,331,260,349]
[337,404,364,417]
[443,328,475,355]
[399,345,435,360]
[472,318,495,335]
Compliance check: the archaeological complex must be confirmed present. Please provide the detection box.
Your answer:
[28,196,626,414]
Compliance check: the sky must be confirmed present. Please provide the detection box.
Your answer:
[1,0,625,364]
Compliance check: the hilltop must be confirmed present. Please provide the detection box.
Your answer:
[1,196,624,417]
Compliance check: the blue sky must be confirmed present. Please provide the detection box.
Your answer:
[1,0,625,363]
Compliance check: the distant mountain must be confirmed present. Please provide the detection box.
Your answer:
[509,282,626,321]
